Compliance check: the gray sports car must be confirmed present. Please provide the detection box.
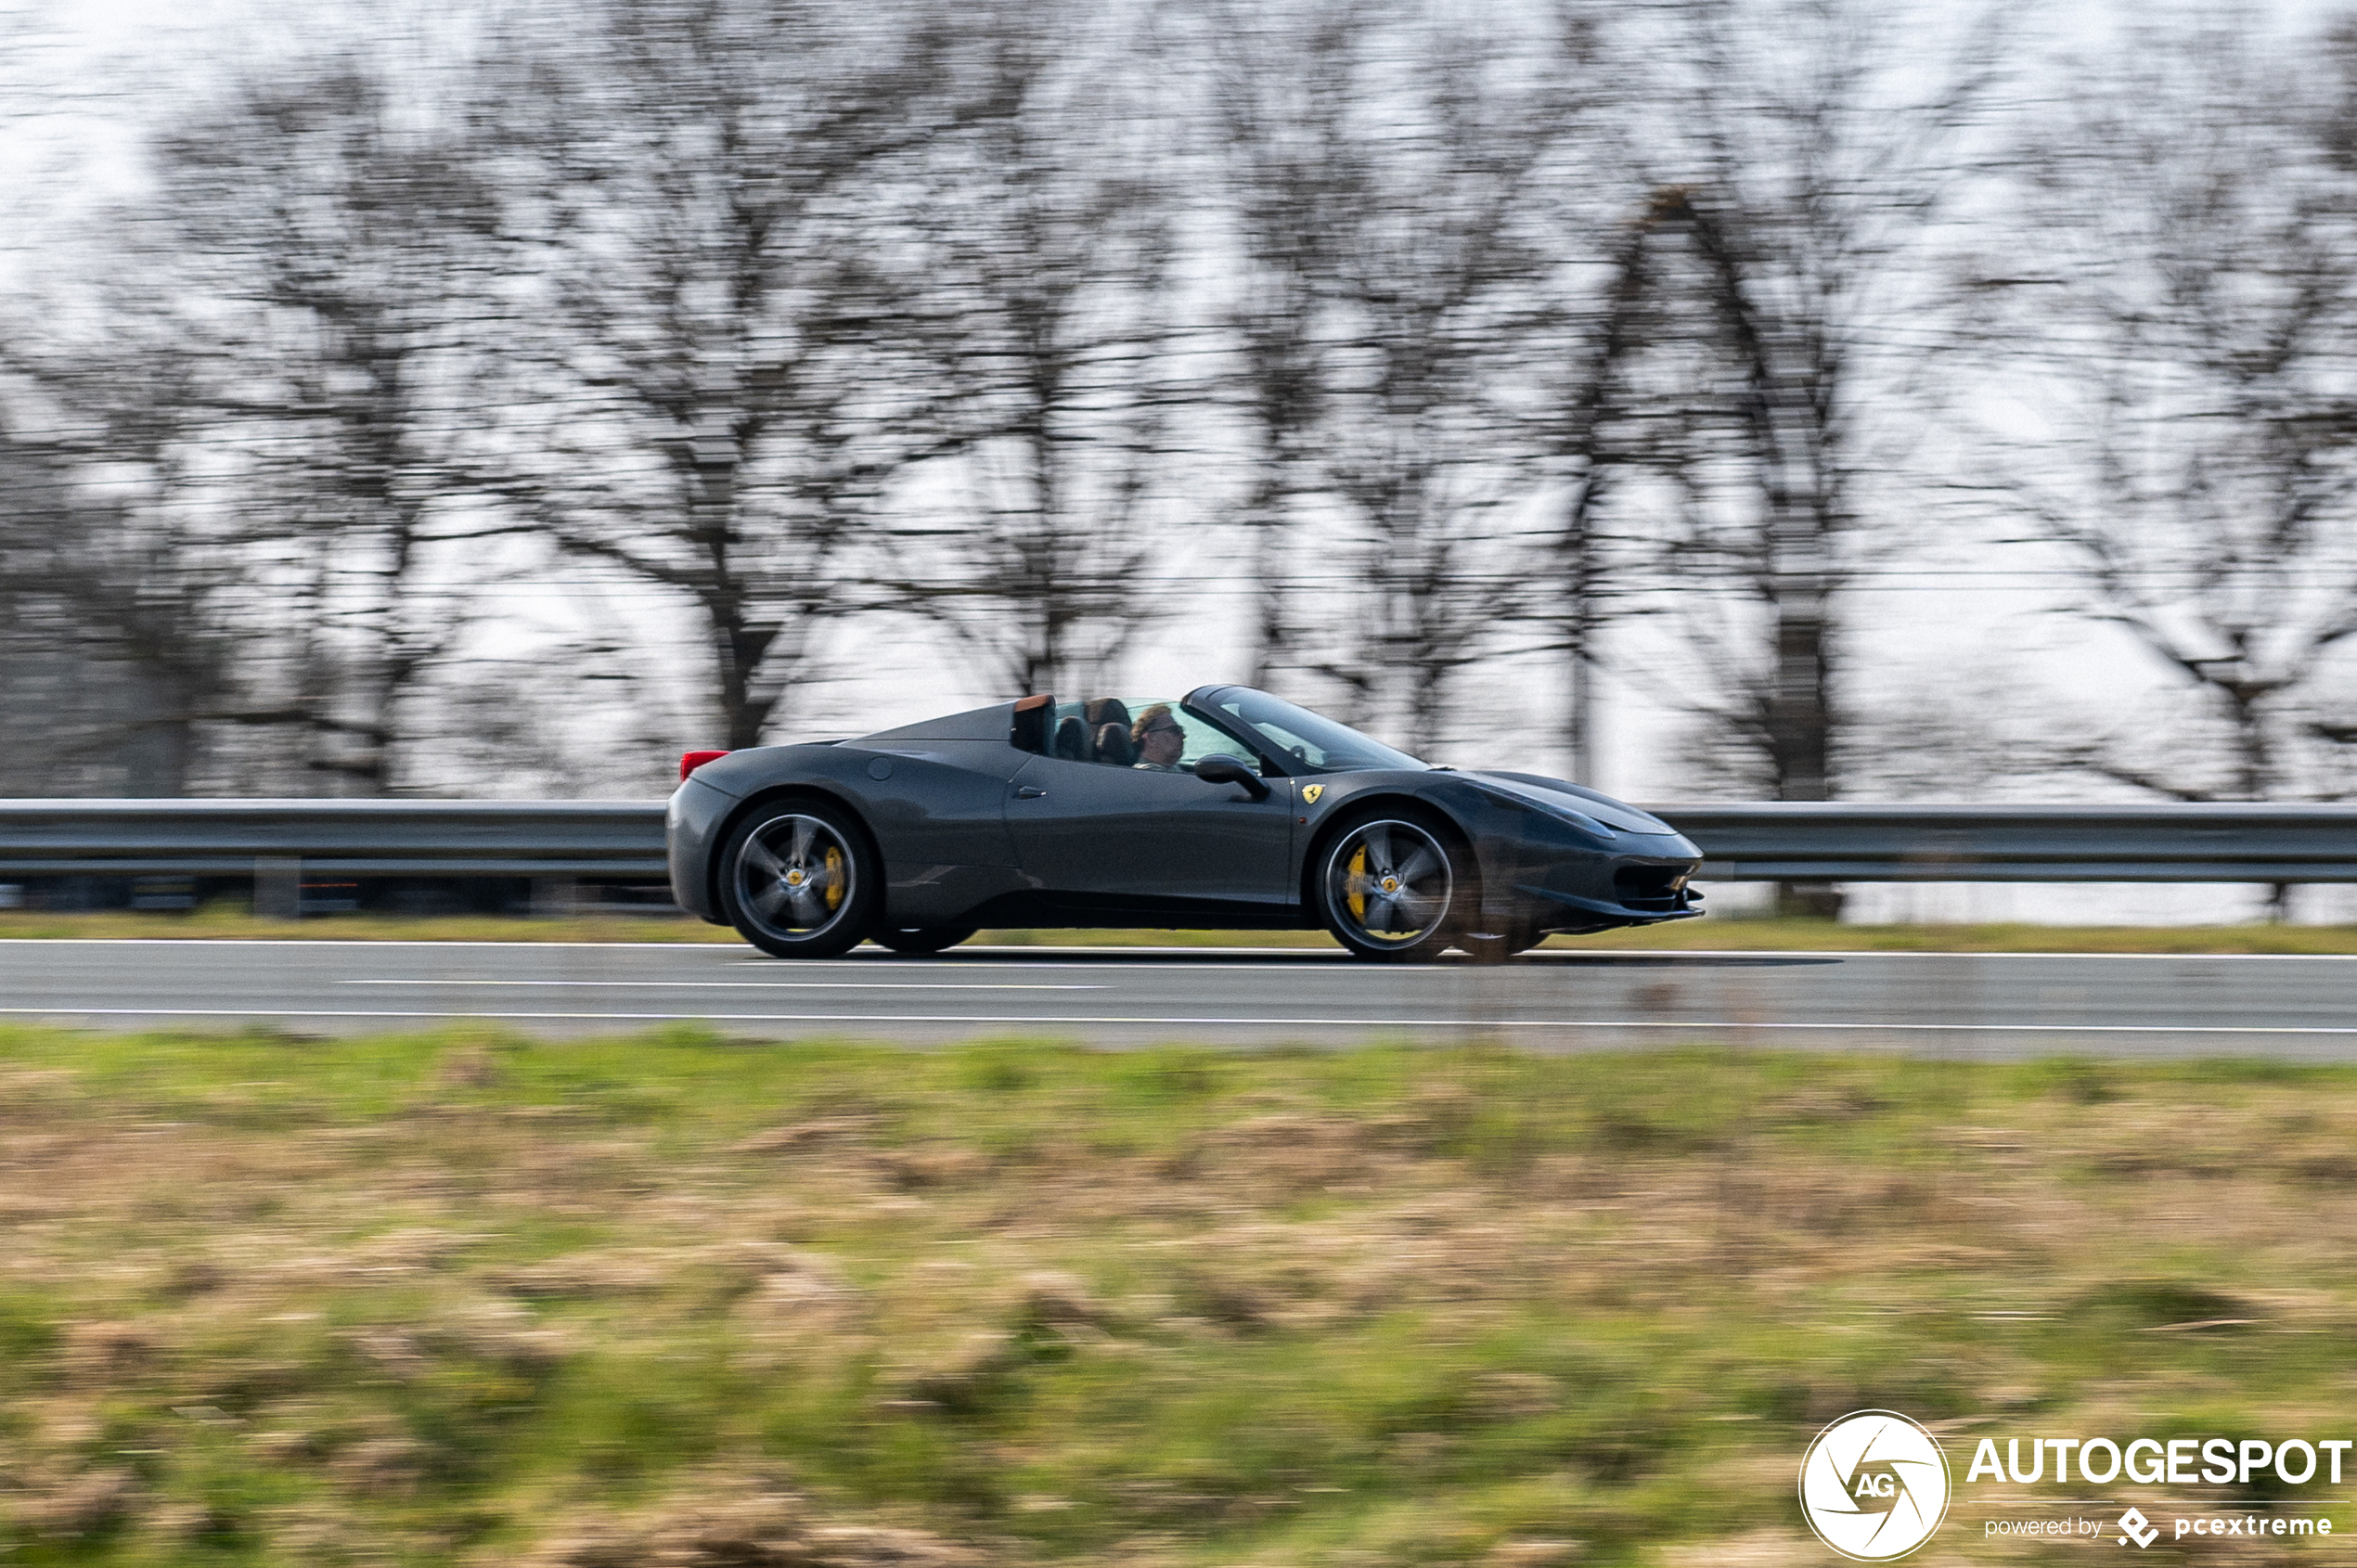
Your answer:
[666,686,1703,961]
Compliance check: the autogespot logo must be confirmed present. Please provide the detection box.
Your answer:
[1798,1410,1952,1561]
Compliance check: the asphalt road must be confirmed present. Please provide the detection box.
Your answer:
[5,939,2357,1057]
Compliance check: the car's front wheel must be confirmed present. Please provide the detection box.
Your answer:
[1315,811,1471,962]
[719,800,879,959]
[869,925,978,955]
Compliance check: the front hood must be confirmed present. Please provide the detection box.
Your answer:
[1468,773,1681,837]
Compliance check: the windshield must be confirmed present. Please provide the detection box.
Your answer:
[1197,688,1428,775]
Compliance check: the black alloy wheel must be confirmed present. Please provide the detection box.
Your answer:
[719,800,880,959]
[1316,811,1471,962]
[869,926,979,955]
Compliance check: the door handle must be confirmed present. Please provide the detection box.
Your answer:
[1014,785,1049,799]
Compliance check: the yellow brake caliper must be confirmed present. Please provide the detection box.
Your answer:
[824,845,844,910]
[1346,843,1367,922]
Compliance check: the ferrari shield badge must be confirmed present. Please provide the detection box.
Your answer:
[1302,785,1323,804]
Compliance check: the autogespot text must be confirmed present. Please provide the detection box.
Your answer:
[1965,1434,2351,1486]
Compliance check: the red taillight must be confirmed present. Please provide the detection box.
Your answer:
[680,749,729,780]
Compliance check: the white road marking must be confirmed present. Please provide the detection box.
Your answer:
[6,1008,2357,1035]
[338,980,1105,991]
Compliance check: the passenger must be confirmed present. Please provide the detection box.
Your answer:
[1093,722,1137,766]
[1130,704,1184,771]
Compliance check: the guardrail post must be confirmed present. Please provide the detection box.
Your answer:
[253,856,303,921]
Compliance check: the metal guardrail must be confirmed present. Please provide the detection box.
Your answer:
[1663,802,2357,883]
[3,798,2356,886]
[0,800,670,880]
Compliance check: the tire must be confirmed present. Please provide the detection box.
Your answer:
[869,925,978,955]
[1314,810,1474,962]
[718,799,880,959]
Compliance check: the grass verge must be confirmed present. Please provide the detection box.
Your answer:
[10,907,2357,954]
[0,1026,2350,1564]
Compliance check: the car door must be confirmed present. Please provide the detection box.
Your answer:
[1002,711,1294,911]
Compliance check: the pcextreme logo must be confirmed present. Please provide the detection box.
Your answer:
[1798,1410,1951,1562]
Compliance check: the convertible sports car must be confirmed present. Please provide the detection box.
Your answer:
[667,686,1703,961]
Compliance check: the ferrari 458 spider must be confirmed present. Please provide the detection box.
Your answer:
[667,686,1703,961]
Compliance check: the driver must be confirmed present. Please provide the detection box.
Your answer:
[1130,704,1185,771]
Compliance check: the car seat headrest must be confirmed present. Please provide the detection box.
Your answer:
[1092,722,1136,766]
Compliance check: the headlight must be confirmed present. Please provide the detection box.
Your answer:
[1552,808,1616,840]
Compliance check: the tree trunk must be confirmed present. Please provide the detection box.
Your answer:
[1247,519,1287,691]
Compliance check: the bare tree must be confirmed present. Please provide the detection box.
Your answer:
[132,63,507,793]
[1534,185,1697,782]
[1625,3,2005,790]
[1592,0,2009,908]
[1193,5,1607,756]
[872,4,1182,700]
[0,315,280,796]
[496,0,972,751]
[1981,17,2357,808]
[1199,4,1359,691]
[0,49,502,797]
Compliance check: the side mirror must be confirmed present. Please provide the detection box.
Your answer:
[1194,755,1270,801]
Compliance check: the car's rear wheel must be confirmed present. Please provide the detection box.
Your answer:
[1316,811,1470,962]
[869,925,978,955]
[719,800,879,959]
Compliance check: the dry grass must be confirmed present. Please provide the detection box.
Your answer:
[11,908,2357,954]
[0,1030,2353,1564]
